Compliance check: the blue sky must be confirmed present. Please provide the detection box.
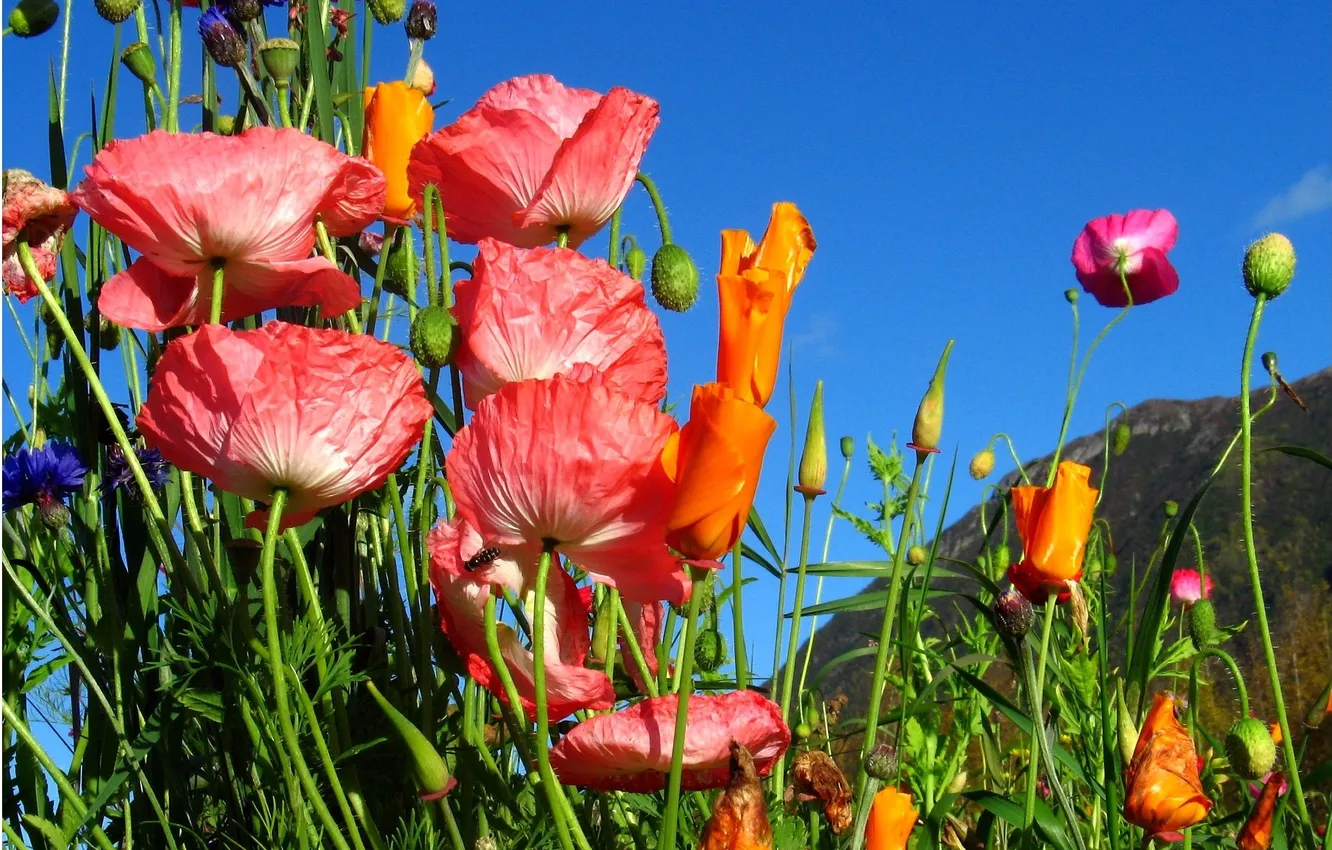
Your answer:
[4,1,1330,689]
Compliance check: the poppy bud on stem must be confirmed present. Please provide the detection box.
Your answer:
[796,380,827,497]
[909,339,954,462]
[366,680,455,800]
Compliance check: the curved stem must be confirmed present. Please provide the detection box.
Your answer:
[658,568,705,850]
[1096,402,1129,507]
[481,594,536,770]
[1237,295,1310,824]
[1194,648,1249,717]
[634,173,672,243]
[730,538,748,690]
[1047,293,1081,481]
[991,433,1031,485]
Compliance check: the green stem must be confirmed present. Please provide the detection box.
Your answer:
[259,488,354,850]
[658,568,706,850]
[730,537,749,690]
[634,173,672,243]
[287,667,368,850]
[854,461,925,798]
[1020,636,1088,850]
[165,0,181,132]
[556,227,570,249]
[797,453,853,697]
[1022,597,1058,829]
[481,595,537,770]
[776,497,816,788]
[1193,649,1249,717]
[607,206,623,267]
[1237,294,1310,825]
[614,594,658,698]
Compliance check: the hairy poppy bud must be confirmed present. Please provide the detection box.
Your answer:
[97,319,121,351]
[992,543,1011,572]
[796,381,827,496]
[366,0,404,23]
[410,305,457,369]
[1112,422,1131,455]
[382,228,418,297]
[1226,717,1276,780]
[969,448,994,480]
[1189,599,1218,650]
[910,339,953,456]
[1064,288,1079,304]
[404,0,435,39]
[215,115,237,136]
[693,629,728,673]
[366,681,455,800]
[8,0,58,36]
[864,745,898,781]
[199,8,246,68]
[94,0,139,23]
[994,588,1034,638]
[651,243,699,312]
[259,37,300,83]
[1163,500,1178,518]
[840,435,854,460]
[625,242,647,282]
[906,545,926,567]
[1243,233,1296,300]
[1116,683,1138,768]
[120,41,156,84]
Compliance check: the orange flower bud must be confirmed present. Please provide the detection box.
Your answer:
[362,81,434,222]
[1007,461,1098,602]
[1123,693,1212,839]
[662,383,776,561]
[1237,772,1283,850]
[700,742,772,850]
[716,202,816,408]
[865,786,918,850]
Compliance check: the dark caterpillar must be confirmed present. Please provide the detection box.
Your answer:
[464,547,501,571]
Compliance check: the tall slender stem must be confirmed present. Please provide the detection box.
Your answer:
[729,538,748,689]
[634,173,672,243]
[797,453,853,698]
[776,497,816,789]
[1020,636,1087,850]
[1237,295,1310,825]
[658,568,705,850]
[1022,597,1057,830]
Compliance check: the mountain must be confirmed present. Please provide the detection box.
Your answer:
[805,366,1332,761]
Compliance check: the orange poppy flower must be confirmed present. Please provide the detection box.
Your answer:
[1237,772,1283,850]
[1123,693,1212,839]
[864,786,918,850]
[662,383,776,561]
[363,81,434,222]
[716,202,816,408]
[1007,461,1098,602]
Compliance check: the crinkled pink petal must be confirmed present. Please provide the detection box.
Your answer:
[1072,209,1180,308]
[1169,569,1214,605]
[455,239,667,408]
[3,245,56,303]
[427,517,614,720]
[138,322,430,530]
[548,691,790,792]
[3,169,77,250]
[447,376,685,604]
[518,87,659,249]
[478,74,602,140]
[71,128,384,328]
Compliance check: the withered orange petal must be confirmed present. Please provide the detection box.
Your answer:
[750,202,816,292]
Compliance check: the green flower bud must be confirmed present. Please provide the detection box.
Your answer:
[1189,599,1218,650]
[1225,717,1276,780]
[1116,683,1138,768]
[1163,500,1178,518]
[120,41,156,84]
[366,681,455,799]
[1305,676,1331,729]
[994,588,1034,639]
[969,448,995,480]
[840,435,854,460]
[796,380,827,496]
[992,543,1011,572]
[259,37,300,83]
[1243,233,1296,300]
[906,545,927,567]
[410,306,458,369]
[8,0,59,37]
[366,0,405,24]
[94,0,139,23]
[650,243,699,312]
[1064,288,1080,304]
[692,629,728,673]
[793,722,812,740]
[910,339,953,455]
[97,319,121,351]
[1112,422,1131,456]
[864,745,898,780]
[383,228,418,298]
[624,242,647,282]
[1261,351,1279,375]
[215,115,237,136]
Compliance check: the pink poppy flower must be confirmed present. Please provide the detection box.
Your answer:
[408,74,658,248]
[619,599,664,694]
[1169,569,1214,605]
[427,516,615,721]
[70,127,385,330]
[1072,209,1179,307]
[548,690,790,792]
[137,322,431,530]
[3,169,78,303]
[447,375,688,605]
[454,239,667,408]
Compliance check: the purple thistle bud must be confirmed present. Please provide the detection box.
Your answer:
[104,445,170,500]
[404,0,435,40]
[199,7,246,68]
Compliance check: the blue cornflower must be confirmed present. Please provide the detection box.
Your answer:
[3,443,88,510]
[105,445,171,496]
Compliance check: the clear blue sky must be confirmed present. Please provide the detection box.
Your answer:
[4,0,1330,686]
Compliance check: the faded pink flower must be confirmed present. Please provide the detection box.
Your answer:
[408,74,658,248]
[71,127,386,330]
[1072,209,1179,307]
[1169,569,1214,605]
[3,169,78,303]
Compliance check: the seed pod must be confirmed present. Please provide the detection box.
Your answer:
[863,745,898,781]
[693,629,728,673]
[8,0,58,36]
[94,0,139,23]
[651,243,699,312]
[409,306,457,369]
[1226,717,1276,780]
[994,588,1034,638]
[969,448,995,480]
[1243,233,1296,300]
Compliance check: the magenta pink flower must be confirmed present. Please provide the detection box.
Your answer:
[1169,569,1214,605]
[1071,209,1179,307]
[446,376,688,605]
[548,690,790,792]
[454,239,667,409]
[3,169,78,303]
[427,516,615,721]
[71,128,386,330]
[408,74,658,248]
